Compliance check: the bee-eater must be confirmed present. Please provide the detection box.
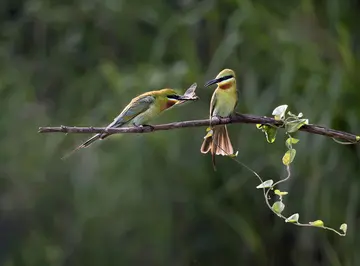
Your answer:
[200,69,238,170]
[62,86,197,159]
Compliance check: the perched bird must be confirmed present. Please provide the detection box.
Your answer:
[62,86,198,159]
[200,69,238,170]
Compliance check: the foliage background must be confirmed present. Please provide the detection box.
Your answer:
[1,0,360,265]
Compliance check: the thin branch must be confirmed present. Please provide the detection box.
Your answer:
[38,113,360,143]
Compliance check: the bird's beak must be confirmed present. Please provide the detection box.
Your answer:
[204,75,234,87]
[204,78,220,87]
[167,94,182,100]
[168,94,198,101]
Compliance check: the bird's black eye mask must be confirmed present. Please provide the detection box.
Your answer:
[204,75,234,87]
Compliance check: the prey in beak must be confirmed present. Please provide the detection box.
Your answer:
[168,83,199,103]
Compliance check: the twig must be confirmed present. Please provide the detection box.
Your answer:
[38,113,360,143]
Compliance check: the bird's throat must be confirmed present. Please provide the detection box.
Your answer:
[218,83,234,90]
[162,99,177,111]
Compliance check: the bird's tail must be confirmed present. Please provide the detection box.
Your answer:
[61,133,102,160]
[200,125,234,170]
[60,119,123,160]
[61,119,123,160]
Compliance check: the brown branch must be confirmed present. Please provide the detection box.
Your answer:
[38,113,360,143]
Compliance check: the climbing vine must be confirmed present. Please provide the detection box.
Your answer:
[255,105,347,236]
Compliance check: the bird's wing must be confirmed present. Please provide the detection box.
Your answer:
[234,88,239,111]
[209,89,218,118]
[107,95,155,128]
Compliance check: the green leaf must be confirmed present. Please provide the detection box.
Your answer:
[285,137,299,149]
[264,126,277,143]
[309,220,324,227]
[282,149,296,165]
[257,124,277,143]
[286,137,299,146]
[340,223,347,234]
[272,201,285,214]
[274,189,288,196]
[285,119,309,133]
[285,213,299,223]
[272,105,288,120]
[256,179,273,189]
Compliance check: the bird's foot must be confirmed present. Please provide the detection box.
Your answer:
[210,115,224,124]
[133,123,155,131]
[142,124,155,130]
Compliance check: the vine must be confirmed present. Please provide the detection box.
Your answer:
[254,105,347,236]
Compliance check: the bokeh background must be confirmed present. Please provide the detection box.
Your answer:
[1,0,360,265]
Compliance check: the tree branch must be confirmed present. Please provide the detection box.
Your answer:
[38,113,360,143]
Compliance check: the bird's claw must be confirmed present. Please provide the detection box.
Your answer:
[210,115,222,123]
[133,123,155,131]
[142,124,155,131]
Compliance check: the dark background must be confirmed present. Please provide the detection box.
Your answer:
[1,0,360,265]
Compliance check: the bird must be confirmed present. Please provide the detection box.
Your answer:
[62,86,197,159]
[200,68,238,170]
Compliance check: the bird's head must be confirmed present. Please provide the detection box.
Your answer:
[204,68,236,89]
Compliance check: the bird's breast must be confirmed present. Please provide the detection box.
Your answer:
[133,102,160,125]
[213,89,237,117]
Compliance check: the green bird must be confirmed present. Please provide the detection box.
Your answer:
[200,69,238,169]
[63,85,197,159]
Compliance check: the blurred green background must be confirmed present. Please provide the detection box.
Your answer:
[1,0,360,265]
